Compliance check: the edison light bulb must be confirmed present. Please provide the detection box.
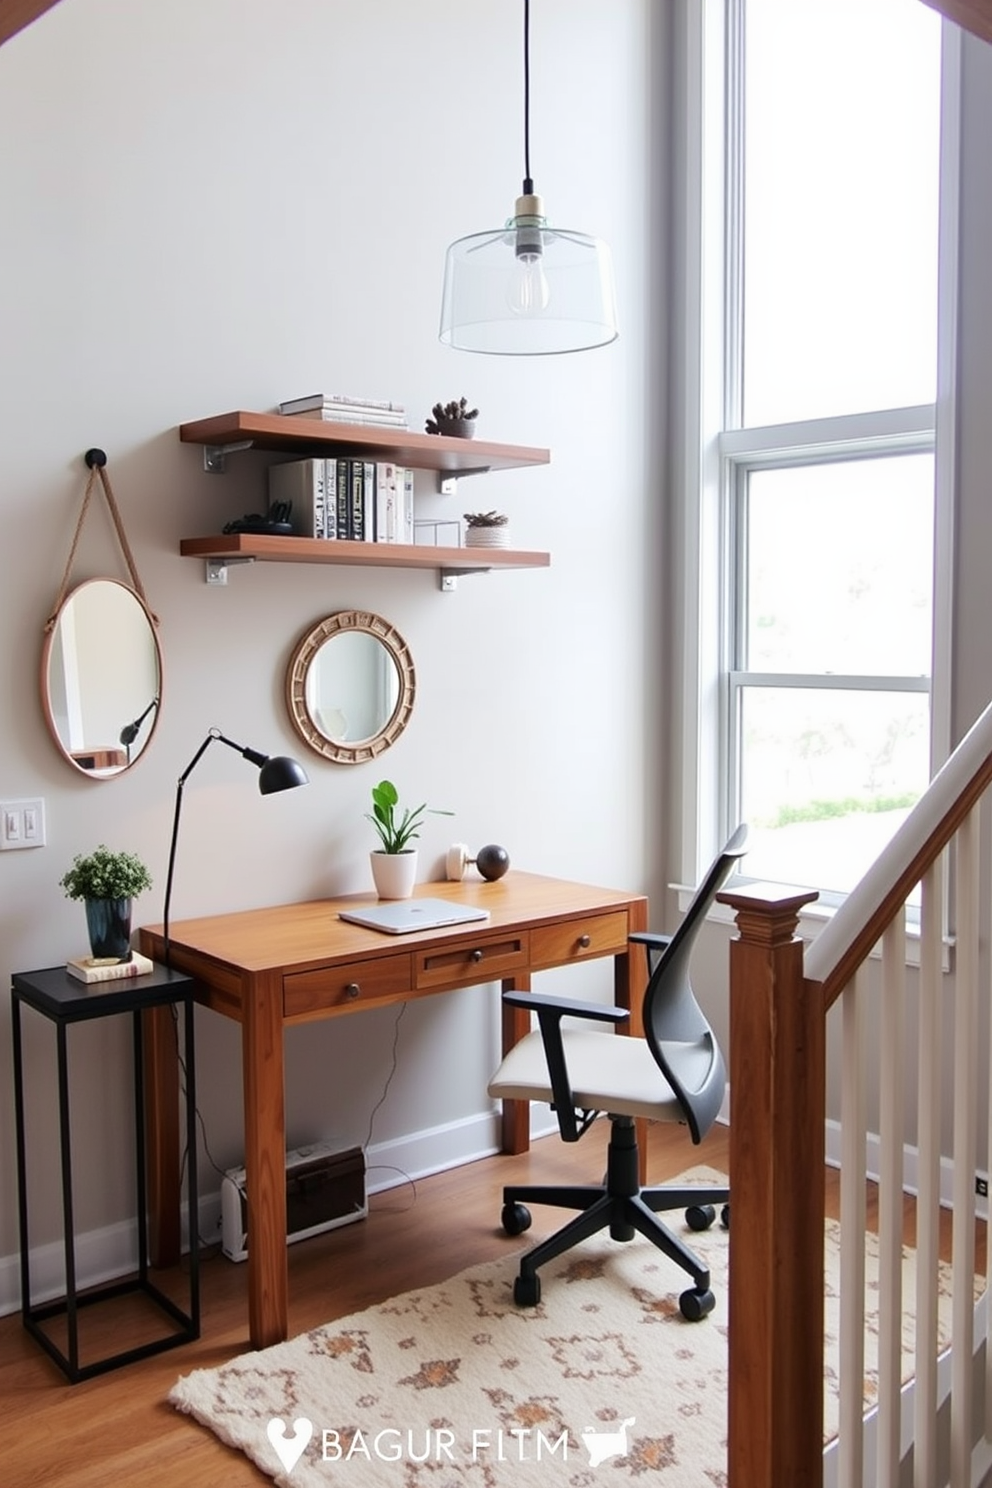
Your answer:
[507,252,551,317]
[506,192,550,317]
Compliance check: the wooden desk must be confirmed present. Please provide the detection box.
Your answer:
[139,871,647,1348]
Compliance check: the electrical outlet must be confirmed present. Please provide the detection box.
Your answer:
[977,1175,988,1199]
[0,797,46,850]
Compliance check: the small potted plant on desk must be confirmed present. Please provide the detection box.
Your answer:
[59,844,153,961]
[367,781,451,900]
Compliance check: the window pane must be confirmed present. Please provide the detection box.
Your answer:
[742,0,941,426]
[744,456,934,676]
[738,686,930,893]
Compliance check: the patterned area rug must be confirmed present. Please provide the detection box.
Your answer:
[170,1171,956,1487]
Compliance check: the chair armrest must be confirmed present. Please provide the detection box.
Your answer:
[501,989,629,1024]
[628,930,673,974]
[628,931,673,950]
[500,992,628,1142]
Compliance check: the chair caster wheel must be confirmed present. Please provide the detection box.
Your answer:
[501,1202,532,1237]
[514,1273,541,1307]
[679,1287,716,1322]
[721,1204,730,1230]
[686,1204,716,1232]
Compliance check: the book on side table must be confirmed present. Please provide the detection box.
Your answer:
[66,950,154,983]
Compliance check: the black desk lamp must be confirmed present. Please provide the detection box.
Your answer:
[120,697,160,761]
[162,728,309,964]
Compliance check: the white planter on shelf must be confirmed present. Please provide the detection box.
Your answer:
[464,526,511,549]
[370,849,418,900]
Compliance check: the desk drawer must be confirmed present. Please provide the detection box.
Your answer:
[531,911,629,969]
[284,955,412,1018]
[414,932,529,991]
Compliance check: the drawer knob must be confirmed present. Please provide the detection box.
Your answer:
[344,982,361,999]
[470,948,484,963]
[578,934,591,949]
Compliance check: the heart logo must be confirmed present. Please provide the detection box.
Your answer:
[267,1416,314,1475]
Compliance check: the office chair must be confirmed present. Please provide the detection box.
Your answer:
[488,825,747,1318]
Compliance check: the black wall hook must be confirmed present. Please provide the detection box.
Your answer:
[84,448,107,469]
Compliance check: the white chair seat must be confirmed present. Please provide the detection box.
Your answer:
[488,1027,685,1123]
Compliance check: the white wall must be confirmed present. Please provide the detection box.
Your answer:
[0,0,661,1288]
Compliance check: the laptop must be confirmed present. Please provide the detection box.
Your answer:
[338,898,491,935]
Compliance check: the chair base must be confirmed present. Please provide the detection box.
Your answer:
[500,1116,728,1319]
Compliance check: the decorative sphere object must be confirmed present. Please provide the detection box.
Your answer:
[476,843,510,881]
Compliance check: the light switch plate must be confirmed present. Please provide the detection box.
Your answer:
[0,797,46,850]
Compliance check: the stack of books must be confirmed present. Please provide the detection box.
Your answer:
[67,950,155,984]
[278,393,408,429]
[268,459,415,543]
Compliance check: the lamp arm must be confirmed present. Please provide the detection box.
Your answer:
[161,729,293,966]
[162,775,187,967]
[165,729,255,961]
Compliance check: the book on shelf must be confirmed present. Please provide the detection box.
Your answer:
[375,462,400,543]
[287,407,409,428]
[335,457,351,538]
[268,459,332,539]
[66,951,155,984]
[349,459,366,540]
[401,467,415,544]
[278,392,407,426]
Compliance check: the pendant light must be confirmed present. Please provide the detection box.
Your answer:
[439,0,618,356]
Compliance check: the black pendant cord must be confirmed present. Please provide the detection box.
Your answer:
[522,0,533,194]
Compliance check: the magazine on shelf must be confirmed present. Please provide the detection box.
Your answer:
[278,392,406,415]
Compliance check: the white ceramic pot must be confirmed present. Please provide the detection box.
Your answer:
[464,526,511,549]
[370,849,418,899]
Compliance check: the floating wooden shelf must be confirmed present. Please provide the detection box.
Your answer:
[179,410,550,475]
[177,410,551,587]
[179,532,551,575]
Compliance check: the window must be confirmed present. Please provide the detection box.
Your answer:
[678,0,956,901]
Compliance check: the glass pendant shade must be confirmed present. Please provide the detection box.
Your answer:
[440,197,618,356]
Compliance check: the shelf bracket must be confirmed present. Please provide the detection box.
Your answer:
[435,465,491,495]
[439,565,490,592]
[203,440,254,474]
[204,557,256,585]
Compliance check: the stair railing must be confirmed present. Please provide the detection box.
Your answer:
[719,696,992,1488]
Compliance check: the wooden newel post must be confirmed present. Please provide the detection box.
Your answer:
[717,882,825,1488]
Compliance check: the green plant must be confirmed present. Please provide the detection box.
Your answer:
[463,509,509,528]
[366,781,451,854]
[425,397,479,434]
[59,845,153,901]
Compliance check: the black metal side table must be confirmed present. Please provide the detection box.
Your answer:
[10,963,200,1382]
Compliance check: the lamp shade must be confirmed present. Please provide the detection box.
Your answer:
[439,214,618,356]
[259,755,310,794]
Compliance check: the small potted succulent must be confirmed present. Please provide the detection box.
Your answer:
[463,509,511,549]
[425,397,479,439]
[366,781,452,899]
[60,845,153,960]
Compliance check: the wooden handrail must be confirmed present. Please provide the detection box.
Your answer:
[804,696,992,1007]
[921,0,992,44]
[0,1,62,48]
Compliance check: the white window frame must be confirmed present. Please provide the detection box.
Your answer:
[672,0,960,929]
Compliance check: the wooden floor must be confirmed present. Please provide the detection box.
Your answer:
[1,1120,977,1488]
[0,1123,731,1488]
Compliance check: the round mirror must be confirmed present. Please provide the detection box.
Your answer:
[41,579,163,779]
[286,611,415,764]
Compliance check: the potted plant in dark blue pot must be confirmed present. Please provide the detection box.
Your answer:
[59,845,153,961]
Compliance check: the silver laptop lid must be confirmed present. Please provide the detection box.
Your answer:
[338,898,491,935]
